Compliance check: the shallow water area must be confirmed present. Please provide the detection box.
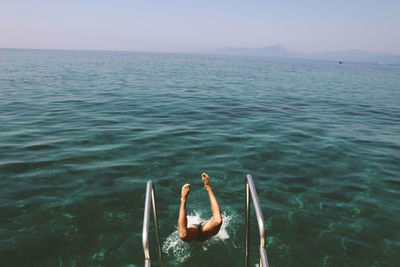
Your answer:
[0,49,399,266]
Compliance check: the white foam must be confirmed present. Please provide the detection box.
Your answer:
[162,210,233,263]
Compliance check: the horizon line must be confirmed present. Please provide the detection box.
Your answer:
[2,47,399,65]
[2,46,400,56]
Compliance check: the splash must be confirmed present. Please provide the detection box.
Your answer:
[162,210,233,263]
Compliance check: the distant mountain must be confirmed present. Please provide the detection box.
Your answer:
[202,45,400,64]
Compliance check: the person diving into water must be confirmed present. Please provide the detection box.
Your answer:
[178,173,223,242]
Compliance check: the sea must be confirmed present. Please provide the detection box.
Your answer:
[0,48,399,266]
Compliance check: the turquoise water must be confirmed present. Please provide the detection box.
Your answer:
[0,49,399,266]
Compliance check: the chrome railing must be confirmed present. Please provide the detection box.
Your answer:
[245,174,269,267]
[142,181,164,267]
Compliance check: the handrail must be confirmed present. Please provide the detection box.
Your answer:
[142,181,164,267]
[245,174,269,267]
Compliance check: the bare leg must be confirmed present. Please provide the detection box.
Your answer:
[200,173,223,239]
[178,184,199,242]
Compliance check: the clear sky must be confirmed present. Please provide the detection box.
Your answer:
[1,0,399,54]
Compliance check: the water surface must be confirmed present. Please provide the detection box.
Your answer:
[0,49,399,266]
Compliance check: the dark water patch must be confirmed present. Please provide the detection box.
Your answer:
[382,176,400,187]
[23,143,57,151]
[0,160,60,174]
[0,226,62,266]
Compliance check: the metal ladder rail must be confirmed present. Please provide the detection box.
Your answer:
[245,174,269,267]
[142,181,164,267]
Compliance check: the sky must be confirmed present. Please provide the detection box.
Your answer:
[1,0,399,54]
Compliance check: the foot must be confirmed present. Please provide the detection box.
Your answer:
[202,173,211,190]
[181,184,190,200]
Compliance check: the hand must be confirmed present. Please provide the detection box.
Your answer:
[181,184,190,199]
[202,173,211,189]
